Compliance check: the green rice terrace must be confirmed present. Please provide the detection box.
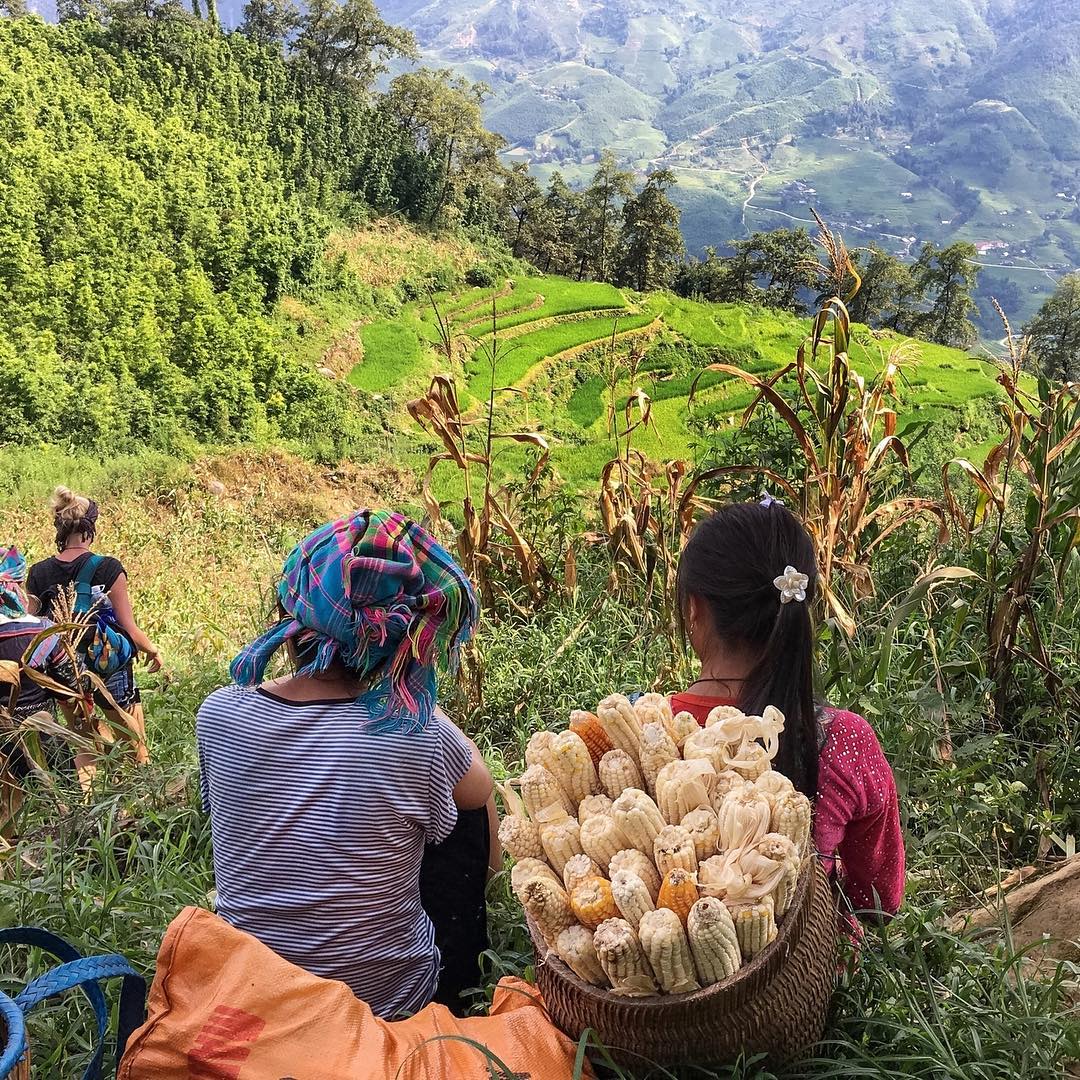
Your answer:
[343,273,1007,491]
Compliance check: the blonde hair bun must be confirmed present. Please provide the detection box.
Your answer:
[51,485,91,523]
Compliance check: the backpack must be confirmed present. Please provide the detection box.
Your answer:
[72,556,136,678]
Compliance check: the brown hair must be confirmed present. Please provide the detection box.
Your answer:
[51,486,98,551]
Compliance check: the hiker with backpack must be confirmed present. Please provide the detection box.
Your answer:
[26,487,161,775]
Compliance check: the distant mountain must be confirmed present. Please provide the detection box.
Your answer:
[377,0,1080,330]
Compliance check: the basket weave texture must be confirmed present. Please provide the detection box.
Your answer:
[530,857,836,1069]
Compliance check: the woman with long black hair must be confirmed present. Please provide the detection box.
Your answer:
[671,499,904,917]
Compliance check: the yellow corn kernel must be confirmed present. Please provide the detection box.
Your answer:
[571,875,620,930]
[521,876,575,947]
[717,785,772,851]
[549,730,600,805]
[577,793,614,824]
[510,858,561,900]
[520,762,574,818]
[639,907,701,995]
[610,868,655,929]
[609,848,662,902]
[680,807,720,864]
[687,896,741,985]
[611,787,666,857]
[569,710,614,769]
[498,814,544,862]
[599,749,644,800]
[656,759,716,825]
[555,924,608,988]
[536,806,585,876]
[755,769,795,810]
[638,721,680,798]
[592,917,658,997]
[682,726,731,773]
[654,824,699,878]
[596,694,643,760]
[633,692,673,730]
[727,895,777,959]
[562,853,603,894]
[772,790,813,856]
[665,710,701,751]
[579,812,631,874]
[657,868,699,927]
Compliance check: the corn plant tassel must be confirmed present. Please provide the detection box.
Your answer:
[555,925,609,988]
[599,749,645,799]
[609,848,662,902]
[639,907,702,995]
[593,918,658,997]
[687,896,741,985]
[611,787,667,856]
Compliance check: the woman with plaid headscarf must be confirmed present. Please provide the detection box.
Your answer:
[196,510,498,1018]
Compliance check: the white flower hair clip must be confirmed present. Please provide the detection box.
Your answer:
[773,566,809,604]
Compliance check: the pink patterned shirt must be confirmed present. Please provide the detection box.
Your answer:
[669,694,905,916]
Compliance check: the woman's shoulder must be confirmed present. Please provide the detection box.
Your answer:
[819,707,887,763]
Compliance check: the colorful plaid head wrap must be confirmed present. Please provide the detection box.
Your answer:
[0,546,28,618]
[230,510,479,732]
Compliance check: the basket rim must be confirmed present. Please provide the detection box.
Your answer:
[530,854,820,1011]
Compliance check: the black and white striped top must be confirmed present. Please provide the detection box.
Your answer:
[196,685,474,1017]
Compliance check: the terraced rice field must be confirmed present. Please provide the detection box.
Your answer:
[346,274,1006,490]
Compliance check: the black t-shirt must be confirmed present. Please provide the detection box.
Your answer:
[27,553,125,619]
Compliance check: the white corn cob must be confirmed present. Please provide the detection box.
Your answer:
[717,785,772,851]
[772,790,813,856]
[654,824,699,877]
[633,692,673,730]
[521,876,575,947]
[579,812,631,874]
[680,807,720,864]
[592,917,658,997]
[639,907,701,995]
[755,833,801,918]
[596,694,643,760]
[525,729,558,772]
[610,868,656,929]
[665,710,701,751]
[548,730,600,805]
[609,848,662,902]
[498,814,544,862]
[578,793,614,823]
[611,787,666,857]
[704,704,747,734]
[535,805,585,876]
[755,769,795,809]
[697,853,749,900]
[710,770,749,815]
[520,763,574,817]
[727,894,777,959]
[638,721,680,797]
[599,749,644,800]
[555,924,609,988]
[562,853,603,894]
[570,875,620,930]
[687,896,741,985]
[656,759,716,824]
[682,727,731,773]
[727,740,770,782]
[511,858,561,899]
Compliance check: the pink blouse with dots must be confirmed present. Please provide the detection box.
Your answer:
[669,694,905,916]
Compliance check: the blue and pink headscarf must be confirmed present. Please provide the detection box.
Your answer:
[231,510,479,732]
[0,546,28,618]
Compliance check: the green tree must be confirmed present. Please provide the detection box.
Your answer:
[1025,273,1080,381]
[616,168,684,292]
[241,0,300,43]
[530,174,581,274]
[848,245,928,331]
[573,150,633,282]
[673,247,733,302]
[915,241,980,348]
[501,163,544,259]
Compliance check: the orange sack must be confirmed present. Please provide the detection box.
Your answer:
[119,906,591,1080]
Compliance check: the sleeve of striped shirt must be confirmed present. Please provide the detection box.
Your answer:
[196,700,212,814]
[425,714,475,845]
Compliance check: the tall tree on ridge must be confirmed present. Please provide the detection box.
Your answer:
[616,168,684,292]
[574,150,633,282]
[915,241,980,349]
[1025,273,1080,382]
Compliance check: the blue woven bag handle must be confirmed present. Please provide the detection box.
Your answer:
[0,927,146,1080]
[0,989,28,1079]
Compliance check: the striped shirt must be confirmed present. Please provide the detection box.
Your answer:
[196,684,474,1017]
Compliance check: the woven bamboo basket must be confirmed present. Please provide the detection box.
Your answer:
[529,856,836,1069]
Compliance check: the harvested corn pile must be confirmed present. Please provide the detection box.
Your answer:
[505,694,811,998]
